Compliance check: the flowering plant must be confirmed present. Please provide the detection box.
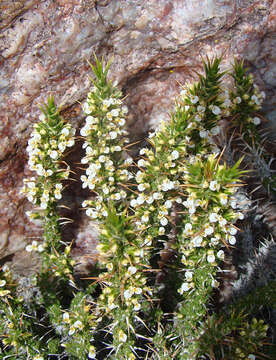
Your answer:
[1,56,274,360]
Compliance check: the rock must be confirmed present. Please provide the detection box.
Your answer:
[0,0,275,271]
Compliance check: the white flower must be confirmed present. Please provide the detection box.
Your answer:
[185,271,193,281]
[1,265,9,273]
[141,213,149,223]
[86,208,98,218]
[110,108,119,117]
[109,131,117,139]
[252,117,261,125]
[124,288,134,300]
[73,320,83,330]
[248,355,256,360]
[40,201,48,210]
[159,227,165,235]
[161,179,174,191]
[197,105,205,112]
[138,183,146,192]
[193,236,203,247]
[99,155,106,163]
[229,226,238,235]
[0,280,6,287]
[106,263,113,271]
[228,235,236,245]
[237,212,245,220]
[80,126,90,136]
[160,217,168,226]
[251,94,260,105]
[85,115,95,125]
[133,301,141,311]
[153,192,162,200]
[49,150,59,159]
[113,192,121,200]
[118,118,126,126]
[127,266,137,276]
[209,180,220,191]
[137,159,147,167]
[54,183,62,200]
[211,279,219,288]
[37,244,45,252]
[146,196,154,204]
[209,212,219,223]
[88,346,96,359]
[26,240,39,252]
[207,253,216,263]
[219,193,228,205]
[45,169,53,177]
[130,199,137,207]
[61,127,70,136]
[180,89,187,97]
[235,97,242,104]
[164,200,172,208]
[178,282,190,294]
[210,236,220,246]
[136,194,146,205]
[118,330,127,343]
[62,312,70,323]
[190,95,199,104]
[210,105,221,115]
[69,325,76,335]
[171,150,179,160]
[183,223,193,236]
[217,250,224,260]
[223,98,232,107]
[219,216,227,227]
[204,224,214,236]
[39,113,46,121]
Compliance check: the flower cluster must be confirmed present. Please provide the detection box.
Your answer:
[20,97,74,217]
[80,57,132,223]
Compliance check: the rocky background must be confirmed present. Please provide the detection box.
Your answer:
[0,0,275,274]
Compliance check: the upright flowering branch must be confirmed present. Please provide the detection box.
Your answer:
[81,56,152,359]
[178,56,225,155]
[80,56,131,221]
[228,59,265,141]
[21,97,76,278]
[173,155,245,359]
[227,60,275,195]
